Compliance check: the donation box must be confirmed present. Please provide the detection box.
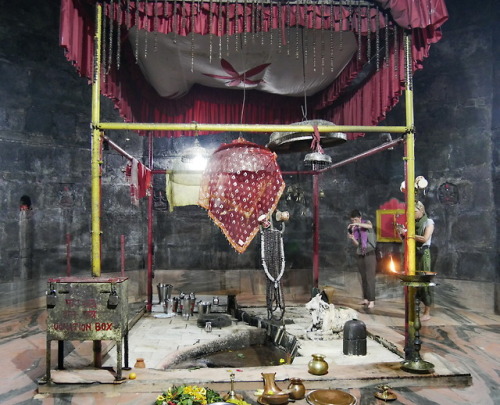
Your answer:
[45,277,128,381]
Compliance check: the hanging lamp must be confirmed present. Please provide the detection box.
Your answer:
[267,119,346,153]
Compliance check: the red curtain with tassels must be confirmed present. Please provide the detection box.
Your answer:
[59,0,448,138]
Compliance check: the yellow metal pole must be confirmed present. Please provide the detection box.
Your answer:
[90,3,103,277]
[404,32,416,276]
[97,122,408,134]
[402,30,417,362]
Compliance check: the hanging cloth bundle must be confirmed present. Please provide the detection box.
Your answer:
[198,138,285,253]
[125,158,151,206]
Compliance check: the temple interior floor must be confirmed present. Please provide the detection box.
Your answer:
[1,290,499,405]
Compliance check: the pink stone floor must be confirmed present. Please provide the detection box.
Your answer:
[1,294,499,405]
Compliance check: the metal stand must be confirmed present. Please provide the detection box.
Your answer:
[223,373,243,401]
[400,278,435,374]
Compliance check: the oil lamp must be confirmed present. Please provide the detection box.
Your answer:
[385,254,436,374]
[399,272,436,374]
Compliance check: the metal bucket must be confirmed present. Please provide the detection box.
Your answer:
[198,301,212,315]
[157,283,173,304]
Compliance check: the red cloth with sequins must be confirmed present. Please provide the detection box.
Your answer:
[199,138,285,253]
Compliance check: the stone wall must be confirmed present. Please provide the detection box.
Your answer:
[0,0,147,282]
[0,0,498,313]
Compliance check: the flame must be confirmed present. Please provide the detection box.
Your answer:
[388,255,397,273]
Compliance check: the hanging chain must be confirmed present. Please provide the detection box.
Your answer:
[108,0,115,73]
[330,0,334,71]
[208,0,213,62]
[134,0,140,61]
[102,0,108,79]
[375,7,380,71]
[191,0,196,71]
[116,0,122,70]
[153,0,159,52]
[260,225,286,321]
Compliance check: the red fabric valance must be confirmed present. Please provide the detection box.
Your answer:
[60,0,448,139]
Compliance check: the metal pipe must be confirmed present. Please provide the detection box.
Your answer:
[90,3,104,369]
[404,45,416,277]
[146,133,154,312]
[139,0,374,5]
[403,31,417,362]
[103,135,134,161]
[323,138,404,172]
[121,235,125,277]
[312,174,320,289]
[58,341,64,370]
[91,3,103,277]
[281,137,404,176]
[66,233,71,276]
[97,122,409,134]
[93,340,102,368]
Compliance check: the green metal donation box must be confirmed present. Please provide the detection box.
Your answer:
[45,277,129,381]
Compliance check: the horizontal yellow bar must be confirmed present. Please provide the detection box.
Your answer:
[96,122,409,134]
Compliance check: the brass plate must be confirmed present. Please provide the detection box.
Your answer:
[306,390,356,405]
[399,272,437,283]
[258,395,288,405]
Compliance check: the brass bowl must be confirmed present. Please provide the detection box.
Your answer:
[259,392,290,405]
[306,390,356,405]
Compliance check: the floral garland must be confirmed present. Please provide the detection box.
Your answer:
[155,385,252,405]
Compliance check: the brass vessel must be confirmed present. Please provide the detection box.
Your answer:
[308,353,329,375]
[287,378,305,400]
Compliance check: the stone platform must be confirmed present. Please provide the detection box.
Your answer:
[38,295,472,398]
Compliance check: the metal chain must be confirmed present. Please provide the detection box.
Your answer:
[260,225,286,321]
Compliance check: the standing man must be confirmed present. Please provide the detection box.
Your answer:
[397,201,435,321]
[347,209,377,309]
[414,201,435,321]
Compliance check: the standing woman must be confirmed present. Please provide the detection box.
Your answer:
[414,201,435,321]
[347,209,377,309]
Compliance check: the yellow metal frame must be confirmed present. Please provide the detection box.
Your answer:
[89,4,417,278]
[91,4,103,277]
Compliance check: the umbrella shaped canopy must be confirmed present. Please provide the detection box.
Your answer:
[198,138,285,253]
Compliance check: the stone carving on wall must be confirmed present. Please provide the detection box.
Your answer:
[59,185,75,208]
[438,182,459,205]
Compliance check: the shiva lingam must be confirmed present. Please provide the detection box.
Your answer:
[398,270,437,374]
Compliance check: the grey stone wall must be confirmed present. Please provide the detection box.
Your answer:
[0,0,146,283]
[408,0,497,282]
[0,0,498,312]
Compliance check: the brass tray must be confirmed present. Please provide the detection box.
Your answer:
[306,390,356,405]
[258,395,289,405]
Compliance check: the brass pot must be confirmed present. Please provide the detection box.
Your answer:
[287,378,306,400]
[308,354,328,375]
